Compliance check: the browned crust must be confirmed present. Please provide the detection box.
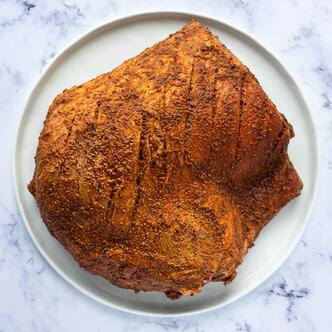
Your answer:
[28,20,302,299]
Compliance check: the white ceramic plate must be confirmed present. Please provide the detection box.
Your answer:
[14,12,318,316]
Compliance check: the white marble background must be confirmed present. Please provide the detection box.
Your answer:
[1,0,331,331]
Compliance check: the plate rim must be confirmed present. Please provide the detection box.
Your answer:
[13,10,319,317]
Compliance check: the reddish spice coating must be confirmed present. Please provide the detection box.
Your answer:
[28,20,302,299]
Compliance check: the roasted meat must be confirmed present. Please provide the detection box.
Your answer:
[28,20,302,299]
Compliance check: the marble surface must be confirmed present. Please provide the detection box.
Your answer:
[0,0,331,331]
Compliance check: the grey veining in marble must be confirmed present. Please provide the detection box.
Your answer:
[1,0,332,331]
